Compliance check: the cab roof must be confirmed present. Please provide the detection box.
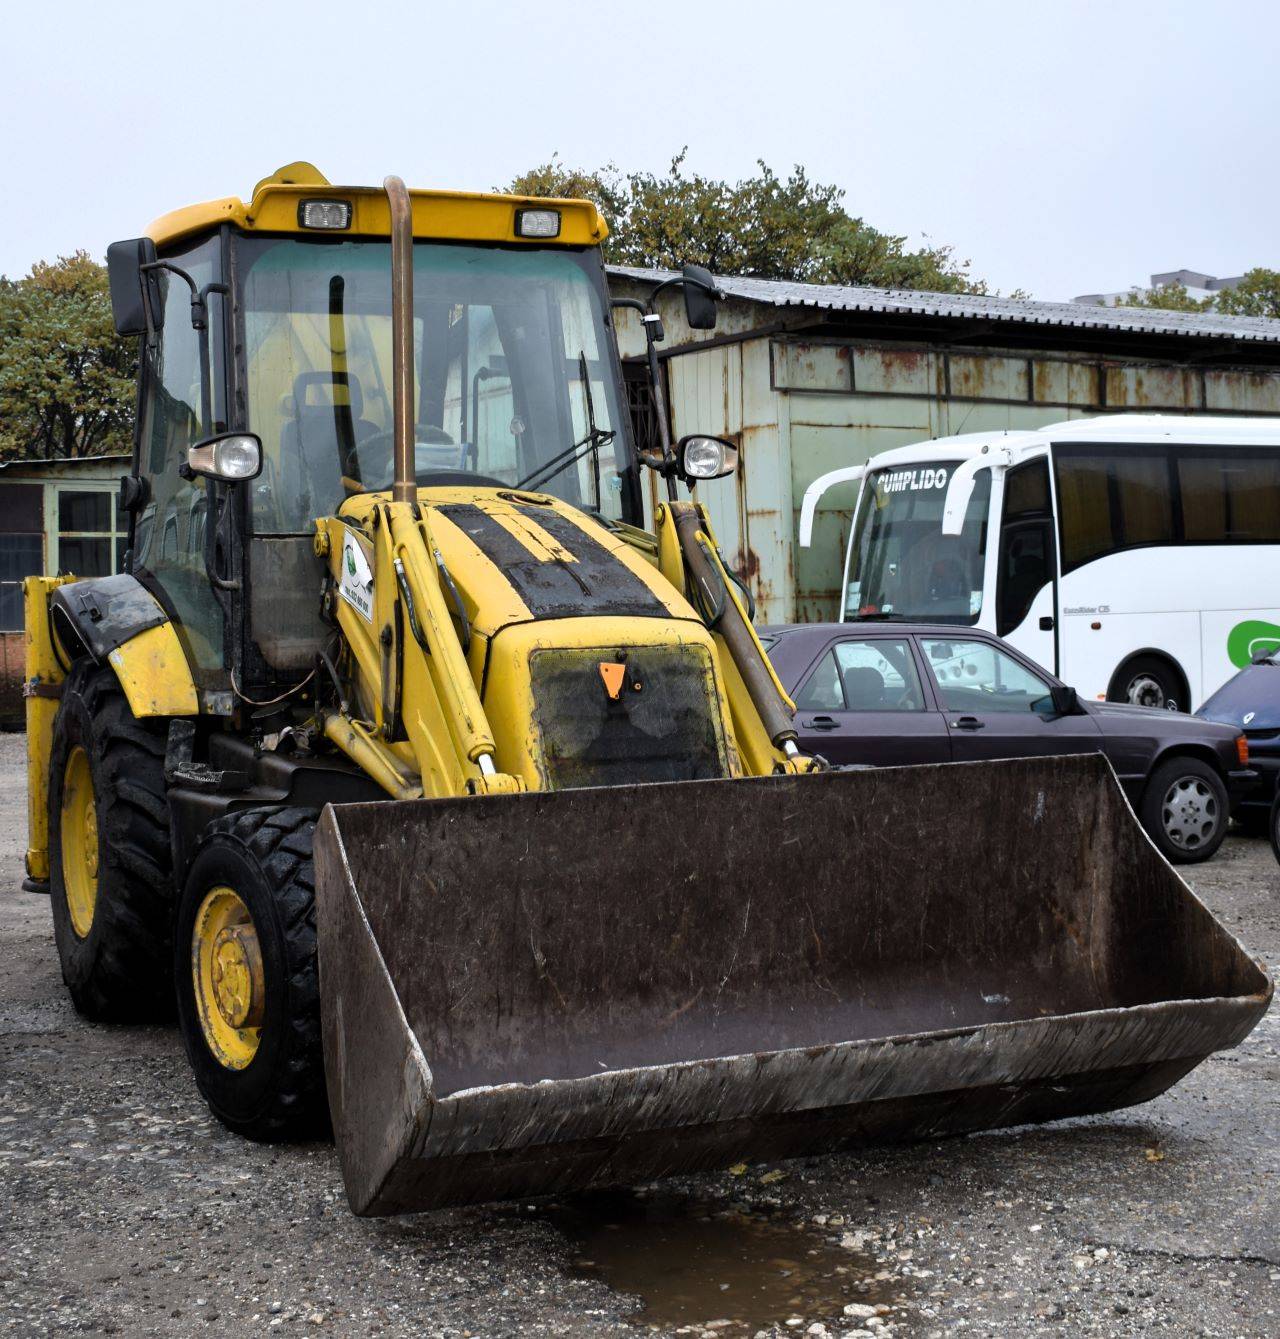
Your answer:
[146,161,608,251]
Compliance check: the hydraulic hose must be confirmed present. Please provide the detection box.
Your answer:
[669,504,796,750]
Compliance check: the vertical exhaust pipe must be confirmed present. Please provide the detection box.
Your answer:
[384,175,417,505]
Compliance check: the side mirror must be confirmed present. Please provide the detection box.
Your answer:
[677,434,738,482]
[1045,684,1080,716]
[681,263,720,330]
[186,432,262,483]
[106,237,162,336]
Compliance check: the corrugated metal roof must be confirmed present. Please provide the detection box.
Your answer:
[608,265,1280,344]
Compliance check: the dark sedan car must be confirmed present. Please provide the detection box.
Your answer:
[1197,650,1280,833]
[762,623,1254,864]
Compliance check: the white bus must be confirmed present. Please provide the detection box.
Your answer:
[799,415,1280,712]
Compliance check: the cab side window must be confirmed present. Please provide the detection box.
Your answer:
[134,236,226,677]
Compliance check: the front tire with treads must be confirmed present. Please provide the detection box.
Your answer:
[49,658,174,1020]
[175,806,329,1141]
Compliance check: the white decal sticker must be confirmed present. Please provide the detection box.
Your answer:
[339,532,374,622]
[876,466,949,496]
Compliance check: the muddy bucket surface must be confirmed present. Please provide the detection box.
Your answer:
[313,754,1271,1215]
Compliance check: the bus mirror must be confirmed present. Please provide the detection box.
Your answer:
[941,460,983,536]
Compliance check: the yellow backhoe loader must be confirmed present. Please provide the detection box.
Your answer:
[24,165,1271,1216]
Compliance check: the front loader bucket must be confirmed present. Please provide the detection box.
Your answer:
[313,754,1271,1216]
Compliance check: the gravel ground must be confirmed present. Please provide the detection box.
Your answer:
[1,728,1276,1337]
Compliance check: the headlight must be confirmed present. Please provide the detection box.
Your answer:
[678,435,739,481]
[187,433,263,482]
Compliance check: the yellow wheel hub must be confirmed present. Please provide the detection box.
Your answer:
[192,887,265,1070]
[60,746,99,939]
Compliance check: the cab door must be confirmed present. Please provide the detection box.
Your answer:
[130,234,234,692]
[917,634,1103,761]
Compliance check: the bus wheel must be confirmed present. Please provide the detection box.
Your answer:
[1108,655,1185,713]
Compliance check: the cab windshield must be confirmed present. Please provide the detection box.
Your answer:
[843,462,991,623]
[235,237,633,531]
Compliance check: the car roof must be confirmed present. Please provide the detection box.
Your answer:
[760,622,1001,639]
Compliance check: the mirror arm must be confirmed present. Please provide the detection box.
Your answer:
[610,296,677,497]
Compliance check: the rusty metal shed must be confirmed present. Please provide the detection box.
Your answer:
[609,267,1280,622]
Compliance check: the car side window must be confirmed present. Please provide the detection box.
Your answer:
[795,638,926,712]
[921,638,1051,713]
[794,650,844,711]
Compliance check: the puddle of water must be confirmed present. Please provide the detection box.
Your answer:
[534,1188,903,1332]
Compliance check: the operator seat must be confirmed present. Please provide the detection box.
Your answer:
[280,372,380,520]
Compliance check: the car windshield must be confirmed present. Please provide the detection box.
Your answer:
[235,237,632,532]
[844,462,990,623]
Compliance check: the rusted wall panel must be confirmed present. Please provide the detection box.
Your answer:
[1104,364,1203,410]
[950,353,1029,402]
[1204,369,1280,413]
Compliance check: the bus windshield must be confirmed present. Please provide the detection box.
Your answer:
[844,463,991,623]
[235,236,633,532]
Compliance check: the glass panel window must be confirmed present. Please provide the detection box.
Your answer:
[845,462,990,623]
[997,523,1052,636]
[1055,452,1114,569]
[58,491,111,532]
[133,236,225,675]
[0,533,42,632]
[1179,452,1280,543]
[833,638,925,711]
[794,650,843,711]
[1112,454,1173,546]
[237,237,632,531]
[921,637,1052,713]
[58,537,112,577]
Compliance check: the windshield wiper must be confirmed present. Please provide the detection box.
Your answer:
[848,610,904,621]
[516,352,615,497]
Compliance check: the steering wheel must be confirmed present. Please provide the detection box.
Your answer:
[345,428,507,491]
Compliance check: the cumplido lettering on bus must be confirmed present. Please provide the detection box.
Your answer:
[878,467,950,495]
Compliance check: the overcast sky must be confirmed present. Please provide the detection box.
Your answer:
[3,0,1275,300]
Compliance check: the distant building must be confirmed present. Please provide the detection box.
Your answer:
[1075,270,1244,307]
[0,453,129,724]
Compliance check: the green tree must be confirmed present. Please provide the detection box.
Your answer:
[505,152,985,293]
[1120,268,1280,318]
[0,252,137,461]
[1214,268,1280,318]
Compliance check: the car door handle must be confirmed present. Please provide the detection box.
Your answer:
[803,716,839,731]
[951,715,985,730]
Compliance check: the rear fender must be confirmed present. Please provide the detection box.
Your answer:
[49,574,198,718]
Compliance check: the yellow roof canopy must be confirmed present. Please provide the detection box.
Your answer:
[146,162,607,250]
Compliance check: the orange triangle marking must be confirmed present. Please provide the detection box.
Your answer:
[598,662,626,700]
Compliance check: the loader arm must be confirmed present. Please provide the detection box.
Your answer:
[316,501,523,800]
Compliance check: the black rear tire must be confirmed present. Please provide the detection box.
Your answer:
[48,659,174,1021]
[1139,756,1230,865]
[174,806,329,1141]
[1270,792,1280,866]
[1107,655,1186,713]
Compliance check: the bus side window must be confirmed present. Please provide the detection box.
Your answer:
[997,459,1054,636]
